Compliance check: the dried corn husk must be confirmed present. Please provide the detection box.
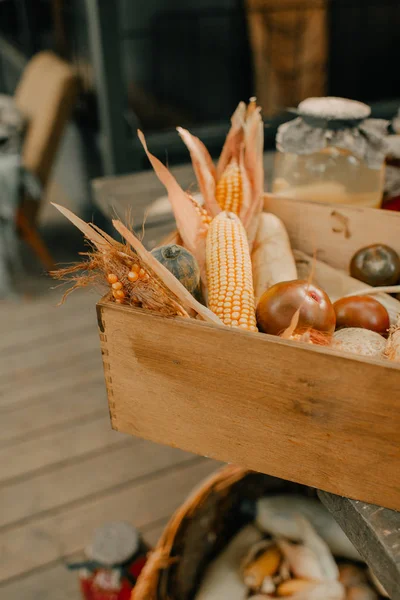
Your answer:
[194,525,262,600]
[256,496,360,561]
[339,564,367,587]
[345,585,378,600]
[176,127,220,218]
[296,516,339,581]
[52,204,222,325]
[241,99,265,239]
[252,212,297,303]
[286,580,345,600]
[52,205,189,316]
[217,101,246,180]
[112,220,221,324]
[294,249,400,326]
[137,130,209,286]
[179,99,264,243]
[277,538,325,581]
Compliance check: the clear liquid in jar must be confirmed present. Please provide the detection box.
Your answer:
[272,148,385,208]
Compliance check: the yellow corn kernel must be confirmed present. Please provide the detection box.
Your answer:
[189,195,212,226]
[215,159,242,214]
[128,271,139,282]
[243,545,282,588]
[277,579,313,596]
[206,211,257,331]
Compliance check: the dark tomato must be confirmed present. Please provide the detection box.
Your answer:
[350,244,400,287]
[333,296,390,335]
[256,280,336,336]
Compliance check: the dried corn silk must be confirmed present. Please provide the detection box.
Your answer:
[50,204,206,320]
[206,211,257,331]
[55,242,187,317]
[385,313,400,361]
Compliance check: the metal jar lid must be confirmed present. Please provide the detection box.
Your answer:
[276,96,388,169]
[297,96,371,128]
[85,522,140,567]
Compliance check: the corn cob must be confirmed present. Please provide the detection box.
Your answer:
[215,159,242,214]
[189,195,212,227]
[206,211,257,331]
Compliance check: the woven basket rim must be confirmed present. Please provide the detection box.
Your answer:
[133,465,250,599]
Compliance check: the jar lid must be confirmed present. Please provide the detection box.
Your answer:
[277,96,388,169]
[85,522,140,566]
[298,97,371,123]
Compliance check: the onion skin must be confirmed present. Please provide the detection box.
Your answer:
[256,280,336,336]
[333,328,386,358]
[350,244,400,287]
[333,296,390,335]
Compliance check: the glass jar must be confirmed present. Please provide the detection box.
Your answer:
[68,522,149,600]
[273,97,388,208]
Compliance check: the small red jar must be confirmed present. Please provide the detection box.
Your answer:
[69,522,149,600]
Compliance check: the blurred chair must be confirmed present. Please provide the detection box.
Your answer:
[14,51,78,270]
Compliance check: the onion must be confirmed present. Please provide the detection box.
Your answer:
[333,328,386,358]
[256,280,336,336]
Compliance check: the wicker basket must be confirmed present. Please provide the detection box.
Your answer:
[134,465,319,600]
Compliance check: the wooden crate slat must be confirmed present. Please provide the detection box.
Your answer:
[0,440,197,529]
[0,458,217,583]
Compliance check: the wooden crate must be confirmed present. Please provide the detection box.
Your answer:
[97,197,400,511]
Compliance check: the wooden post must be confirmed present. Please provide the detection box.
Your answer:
[85,0,137,175]
[246,0,328,117]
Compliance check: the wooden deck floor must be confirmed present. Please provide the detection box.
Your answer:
[0,284,218,599]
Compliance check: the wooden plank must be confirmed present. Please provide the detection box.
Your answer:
[319,492,400,600]
[0,324,99,379]
[99,301,400,511]
[0,562,81,600]
[0,439,197,529]
[1,308,97,354]
[0,520,168,600]
[0,378,106,446]
[0,415,127,483]
[0,354,102,409]
[1,289,97,331]
[265,194,400,271]
[0,458,218,582]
